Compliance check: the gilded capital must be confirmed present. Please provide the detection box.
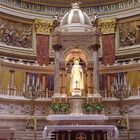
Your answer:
[35,19,53,35]
[98,18,117,34]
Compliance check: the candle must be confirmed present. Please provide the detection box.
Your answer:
[127,117,129,130]
[66,95,68,103]
[60,95,61,103]
[87,96,88,103]
[93,97,94,103]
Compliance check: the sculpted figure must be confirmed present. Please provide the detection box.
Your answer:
[0,23,7,42]
[18,30,32,48]
[3,29,16,45]
[70,57,84,95]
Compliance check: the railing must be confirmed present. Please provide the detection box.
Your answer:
[101,88,140,98]
[0,88,140,99]
[0,88,54,99]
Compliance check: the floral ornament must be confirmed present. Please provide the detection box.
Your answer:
[83,103,104,113]
[51,103,70,113]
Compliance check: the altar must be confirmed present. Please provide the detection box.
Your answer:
[43,125,119,140]
[43,2,119,140]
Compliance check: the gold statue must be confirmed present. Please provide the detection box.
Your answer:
[70,57,84,96]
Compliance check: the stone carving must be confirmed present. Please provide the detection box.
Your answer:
[35,19,53,35]
[98,18,116,34]
[91,11,98,27]
[0,18,32,48]
[119,21,140,47]
[0,103,46,115]
[107,103,140,115]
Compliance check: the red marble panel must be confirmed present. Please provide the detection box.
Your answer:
[102,34,116,90]
[102,34,115,65]
[36,34,49,65]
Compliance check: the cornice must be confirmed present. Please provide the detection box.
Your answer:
[0,60,55,74]
[0,95,52,104]
[0,58,140,74]
[100,5,140,19]
[0,11,33,24]
[100,62,140,74]
[0,114,46,120]
[21,0,125,7]
[1,1,140,20]
[0,44,36,59]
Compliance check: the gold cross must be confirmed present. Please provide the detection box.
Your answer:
[75,80,79,88]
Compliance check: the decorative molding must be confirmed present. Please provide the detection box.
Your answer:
[35,19,53,35]
[98,18,116,34]
[1,0,140,15]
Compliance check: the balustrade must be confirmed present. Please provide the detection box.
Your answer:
[0,88,54,99]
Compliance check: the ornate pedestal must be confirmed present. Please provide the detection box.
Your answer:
[71,89,82,97]
[69,97,84,115]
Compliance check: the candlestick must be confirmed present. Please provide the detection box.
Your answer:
[127,117,129,130]
[66,95,68,103]
[60,95,61,103]
[92,97,94,103]
[87,96,88,103]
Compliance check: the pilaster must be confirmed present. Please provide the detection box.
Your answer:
[53,44,62,96]
[91,44,101,98]
[99,18,117,91]
[35,19,53,66]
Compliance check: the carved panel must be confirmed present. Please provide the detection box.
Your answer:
[0,103,48,115]
[51,32,100,48]
[106,103,140,115]
[118,20,140,47]
[0,17,32,48]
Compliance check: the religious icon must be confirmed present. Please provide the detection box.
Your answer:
[70,57,84,96]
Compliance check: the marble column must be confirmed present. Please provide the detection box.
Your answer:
[61,66,66,97]
[68,131,71,140]
[42,74,46,91]
[87,65,92,97]
[9,70,15,88]
[91,45,101,97]
[53,44,61,96]
[26,73,30,89]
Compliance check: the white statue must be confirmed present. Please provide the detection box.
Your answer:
[70,57,84,96]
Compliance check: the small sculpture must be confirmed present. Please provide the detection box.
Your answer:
[70,57,84,96]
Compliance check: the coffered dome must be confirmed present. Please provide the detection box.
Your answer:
[59,3,92,32]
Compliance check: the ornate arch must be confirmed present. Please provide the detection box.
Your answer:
[61,47,91,64]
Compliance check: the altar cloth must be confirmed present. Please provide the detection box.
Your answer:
[46,114,108,121]
[43,125,119,139]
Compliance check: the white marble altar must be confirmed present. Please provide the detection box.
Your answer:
[46,114,108,121]
[43,125,119,139]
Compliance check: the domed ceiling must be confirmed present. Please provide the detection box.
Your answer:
[22,0,126,7]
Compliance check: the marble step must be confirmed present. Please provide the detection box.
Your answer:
[114,129,140,140]
[14,130,43,140]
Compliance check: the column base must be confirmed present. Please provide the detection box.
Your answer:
[52,93,60,98]
[71,89,82,96]
[61,94,67,98]
[93,93,102,98]
[87,93,93,97]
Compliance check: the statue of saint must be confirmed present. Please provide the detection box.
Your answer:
[70,57,84,96]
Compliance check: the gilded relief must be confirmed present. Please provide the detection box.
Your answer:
[0,18,32,48]
[118,20,140,47]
